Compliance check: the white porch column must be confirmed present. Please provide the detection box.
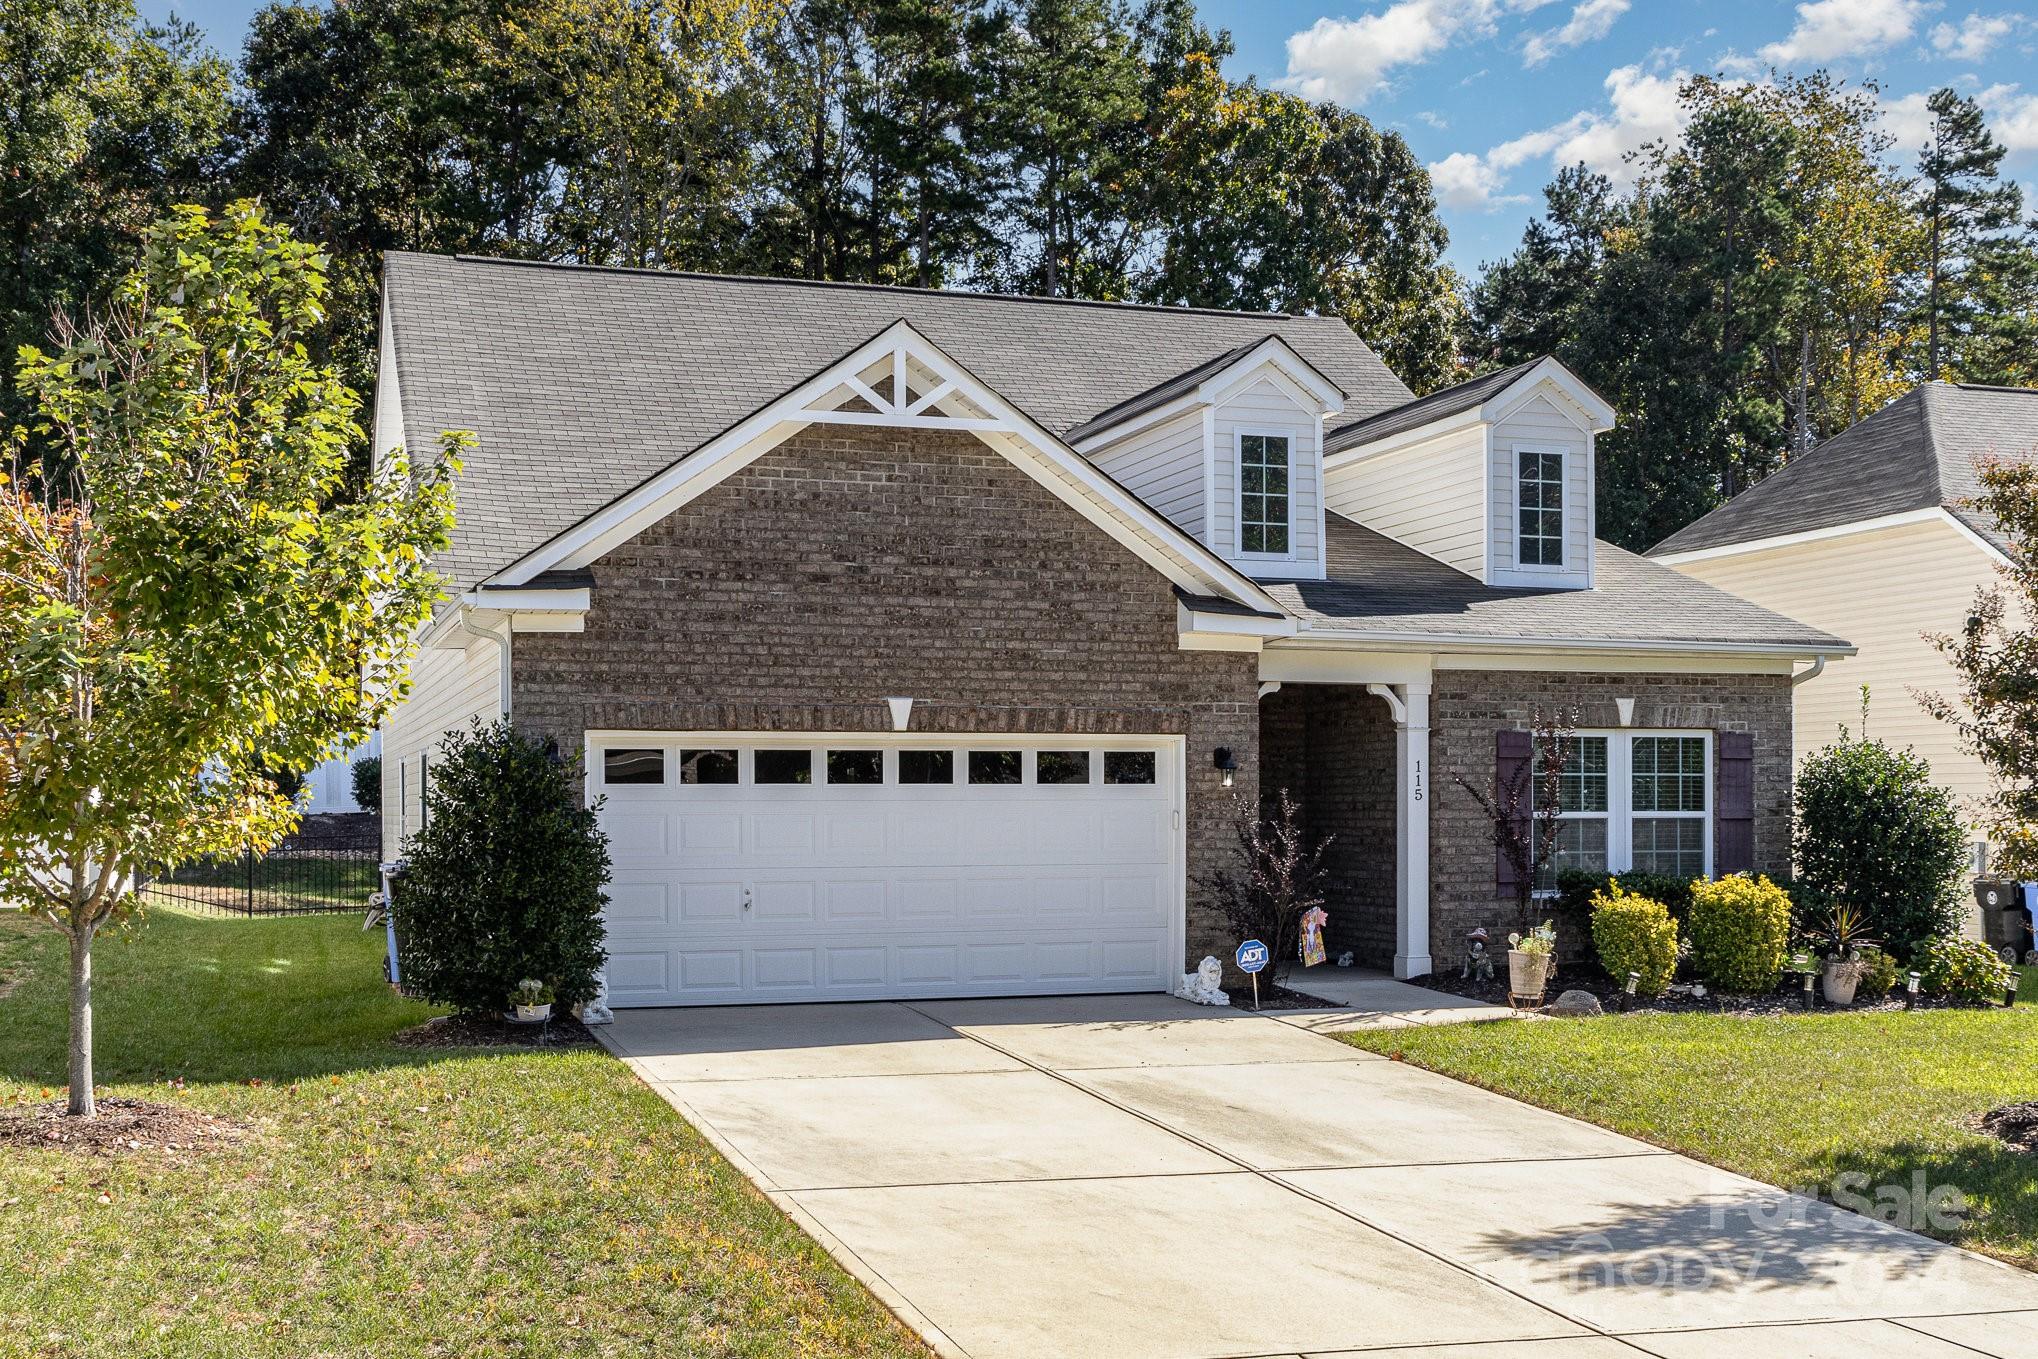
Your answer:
[1370,681,1432,978]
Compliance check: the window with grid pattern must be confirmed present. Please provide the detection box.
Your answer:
[1518,450,1564,566]
[1239,434,1291,555]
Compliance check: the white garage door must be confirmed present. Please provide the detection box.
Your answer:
[591,734,1183,1006]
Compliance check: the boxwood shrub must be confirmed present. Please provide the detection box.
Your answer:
[395,720,610,1015]
[1915,936,2015,1004]
[1686,874,1793,994]
[1589,882,1679,998]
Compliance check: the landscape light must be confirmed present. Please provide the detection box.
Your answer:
[1906,972,1922,1010]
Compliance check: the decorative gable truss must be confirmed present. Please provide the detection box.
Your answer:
[461,320,1294,648]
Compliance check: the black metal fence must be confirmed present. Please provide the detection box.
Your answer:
[141,818,382,917]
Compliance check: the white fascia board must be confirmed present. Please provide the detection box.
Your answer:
[1651,507,1986,566]
[1482,358,1616,432]
[461,587,592,614]
[1199,342,1345,415]
[1322,407,1484,470]
[1176,600,1296,640]
[1271,630,1854,660]
[485,318,1283,615]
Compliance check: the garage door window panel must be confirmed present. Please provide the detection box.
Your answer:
[678,749,737,784]
[754,749,816,785]
[826,749,884,785]
[603,748,665,785]
[1104,751,1156,785]
[899,749,955,785]
[968,750,1022,785]
[1036,750,1091,785]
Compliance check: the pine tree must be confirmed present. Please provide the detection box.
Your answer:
[1915,87,2023,380]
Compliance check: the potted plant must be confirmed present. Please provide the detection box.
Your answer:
[1816,905,1876,1007]
[508,977,555,1024]
[1508,921,1557,1000]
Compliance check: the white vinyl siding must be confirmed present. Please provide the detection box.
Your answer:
[1668,516,2000,820]
[380,634,504,859]
[1490,392,1592,588]
[1088,407,1208,542]
[1211,377,1320,575]
[1323,422,1486,577]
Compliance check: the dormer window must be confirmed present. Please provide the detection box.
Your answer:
[1518,448,1564,566]
[1239,432,1291,556]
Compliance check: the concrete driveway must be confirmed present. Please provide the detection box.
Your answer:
[603,993,2038,1359]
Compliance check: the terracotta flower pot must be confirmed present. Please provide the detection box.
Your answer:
[1508,949,1552,999]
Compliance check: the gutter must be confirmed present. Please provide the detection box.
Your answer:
[1268,630,1856,660]
[1791,655,1828,687]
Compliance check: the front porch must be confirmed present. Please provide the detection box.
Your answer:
[1259,680,1432,979]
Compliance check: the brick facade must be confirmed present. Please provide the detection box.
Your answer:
[509,424,1261,971]
[1428,668,1794,967]
[1260,685,1399,968]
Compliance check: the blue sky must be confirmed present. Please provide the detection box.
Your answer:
[147,0,2038,275]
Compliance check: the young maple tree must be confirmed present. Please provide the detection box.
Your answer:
[1452,707,1577,936]
[0,201,460,1116]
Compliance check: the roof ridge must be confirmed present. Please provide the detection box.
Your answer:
[405,250,1310,322]
[1918,381,1950,506]
[1953,382,2038,394]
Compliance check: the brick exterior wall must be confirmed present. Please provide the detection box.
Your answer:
[509,424,1261,973]
[1261,685,1398,967]
[1428,668,1794,968]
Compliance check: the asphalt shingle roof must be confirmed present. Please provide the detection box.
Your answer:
[1062,336,1340,444]
[1650,382,2038,558]
[1321,358,1540,455]
[1266,515,1850,652]
[384,253,1413,590]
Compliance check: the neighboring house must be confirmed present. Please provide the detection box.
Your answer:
[1653,382,2038,822]
[375,254,1846,1011]
[300,732,381,815]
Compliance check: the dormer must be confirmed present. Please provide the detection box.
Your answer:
[1320,357,1616,590]
[1070,338,1345,581]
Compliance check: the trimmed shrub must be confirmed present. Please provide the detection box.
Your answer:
[1687,873,1793,994]
[1558,868,1695,923]
[1856,945,1901,1000]
[351,755,383,814]
[1915,936,2016,1004]
[1589,881,1679,998]
[396,721,610,1015]
[1794,733,1967,958]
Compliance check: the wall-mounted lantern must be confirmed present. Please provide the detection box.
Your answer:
[1213,747,1238,789]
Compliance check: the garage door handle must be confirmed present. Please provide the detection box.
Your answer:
[742,886,752,911]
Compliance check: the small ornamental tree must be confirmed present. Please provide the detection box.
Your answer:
[1454,707,1577,935]
[1197,789,1331,985]
[351,755,383,814]
[0,202,459,1116]
[1927,454,2038,854]
[1793,698,1967,958]
[395,721,610,1015]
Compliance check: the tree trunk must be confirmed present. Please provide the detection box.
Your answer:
[67,921,94,1118]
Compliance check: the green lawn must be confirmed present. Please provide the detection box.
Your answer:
[0,909,928,1359]
[140,853,381,913]
[1344,1005,2038,1268]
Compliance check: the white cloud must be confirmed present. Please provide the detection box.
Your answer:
[1758,0,1925,65]
[1523,0,1631,67]
[1429,151,1512,209]
[1426,63,1692,215]
[1977,82,2038,152]
[1881,82,2038,156]
[1281,0,1555,105]
[1417,109,1452,129]
[1931,13,2021,60]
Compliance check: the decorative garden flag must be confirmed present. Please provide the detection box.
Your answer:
[1300,907,1329,967]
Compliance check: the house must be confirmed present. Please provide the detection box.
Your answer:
[299,732,381,815]
[1653,382,2038,822]
[374,254,1847,1014]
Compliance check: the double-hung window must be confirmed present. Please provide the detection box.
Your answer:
[1537,731,1711,885]
[1518,449,1564,566]
[1239,433,1291,555]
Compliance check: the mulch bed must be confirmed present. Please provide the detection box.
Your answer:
[1220,981,1333,1011]
[0,1096,247,1157]
[393,1013,600,1049]
[1982,1103,2038,1155]
[1409,966,1950,1017]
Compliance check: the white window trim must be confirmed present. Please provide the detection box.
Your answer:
[1233,426,1300,563]
[1539,729,1713,880]
[1513,443,1569,573]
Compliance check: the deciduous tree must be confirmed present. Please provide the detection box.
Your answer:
[0,203,459,1116]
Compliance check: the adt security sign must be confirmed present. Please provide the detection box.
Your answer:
[1235,939,1269,974]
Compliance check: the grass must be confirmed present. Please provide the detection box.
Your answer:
[141,854,381,913]
[2021,965,2038,1004]
[1342,1003,2038,1268]
[0,908,928,1359]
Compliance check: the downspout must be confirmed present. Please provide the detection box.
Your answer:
[1791,655,1827,688]
[475,613,513,720]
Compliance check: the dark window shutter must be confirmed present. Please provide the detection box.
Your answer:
[1716,731,1754,875]
[1495,729,1533,890]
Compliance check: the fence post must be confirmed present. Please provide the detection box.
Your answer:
[246,845,256,915]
